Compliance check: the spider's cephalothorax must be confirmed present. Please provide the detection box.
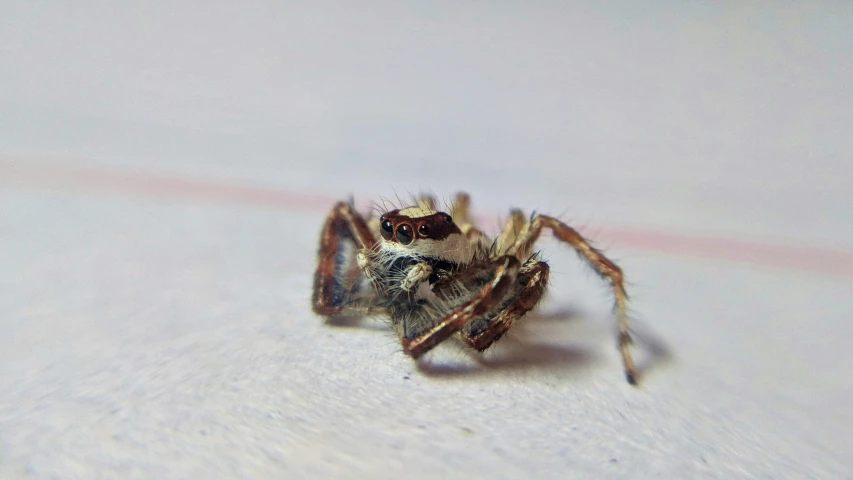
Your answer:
[311,193,638,384]
[365,207,477,291]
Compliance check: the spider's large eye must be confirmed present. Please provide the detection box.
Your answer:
[418,224,430,237]
[380,217,393,240]
[396,224,413,244]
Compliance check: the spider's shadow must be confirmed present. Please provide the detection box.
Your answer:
[324,314,388,331]
[325,306,584,329]
[520,306,673,384]
[326,307,672,383]
[629,321,673,383]
[415,339,596,378]
[411,307,594,376]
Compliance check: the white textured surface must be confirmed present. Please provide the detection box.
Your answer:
[2,2,852,479]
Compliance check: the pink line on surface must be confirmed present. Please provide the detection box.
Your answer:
[597,228,853,276]
[4,161,339,211]
[4,159,853,276]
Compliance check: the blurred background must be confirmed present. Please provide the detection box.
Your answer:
[1,2,852,478]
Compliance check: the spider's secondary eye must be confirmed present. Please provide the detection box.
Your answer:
[396,224,413,244]
[380,218,393,240]
[443,213,453,223]
[418,224,430,236]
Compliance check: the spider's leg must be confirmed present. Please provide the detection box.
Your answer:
[450,192,490,248]
[312,202,379,316]
[507,215,637,385]
[417,193,437,212]
[494,209,527,257]
[401,256,520,357]
[461,260,550,351]
[449,192,474,225]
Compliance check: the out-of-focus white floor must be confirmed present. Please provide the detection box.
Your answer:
[1,2,852,478]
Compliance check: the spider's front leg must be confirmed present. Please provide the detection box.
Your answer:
[461,259,550,351]
[507,214,638,385]
[402,256,521,357]
[313,201,378,316]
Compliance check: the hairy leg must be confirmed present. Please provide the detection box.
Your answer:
[461,260,550,351]
[448,192,471,223]
[417,193,438,212]
[450,192,491,247]
[401,256,520,357]
[312,202,379,316]
[495,209,527,257]
[507,215,637,384]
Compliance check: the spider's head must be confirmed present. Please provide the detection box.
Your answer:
[377,207,472,264]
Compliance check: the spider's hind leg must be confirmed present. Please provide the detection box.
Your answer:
[416,193,438,212]
[449,192,474,225]
[507,214,637,384]
[461,260,550,351]
[450,192,491,248]
[495,209,527,257]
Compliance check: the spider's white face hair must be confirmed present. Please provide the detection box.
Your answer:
[377,206,476,264]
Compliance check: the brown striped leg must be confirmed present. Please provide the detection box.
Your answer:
[312,202,378,316]
[401,256,521,358]
[508,215,637,385]
[461,261,550,351]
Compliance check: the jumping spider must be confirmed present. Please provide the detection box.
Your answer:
[312,193,638,384]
